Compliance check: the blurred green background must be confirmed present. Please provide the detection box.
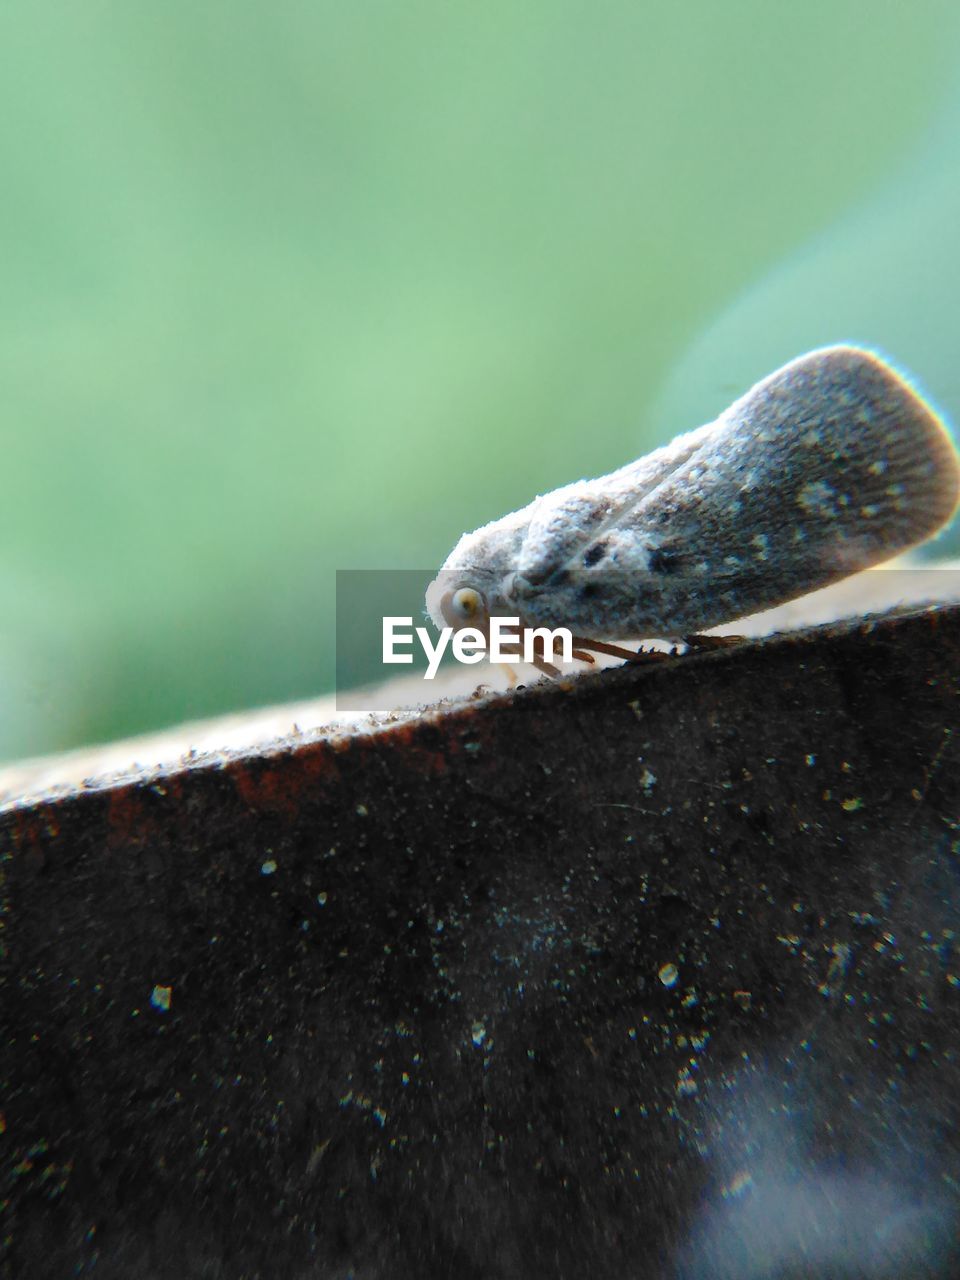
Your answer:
[2,2,960,762]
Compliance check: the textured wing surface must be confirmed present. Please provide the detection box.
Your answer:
[512,419,719,586]
[514,347,960,637]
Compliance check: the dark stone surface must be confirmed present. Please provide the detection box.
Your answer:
[2,606,960,1279]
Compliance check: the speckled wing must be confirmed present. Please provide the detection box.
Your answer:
[427,415,720,630]
[509,346,960,637]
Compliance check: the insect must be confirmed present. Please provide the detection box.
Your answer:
[426,346,960,677]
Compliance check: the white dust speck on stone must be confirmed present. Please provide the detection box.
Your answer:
[676,1068,698,1097]
[150,984,172,1012]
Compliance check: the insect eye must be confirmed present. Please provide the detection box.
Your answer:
[451,587,483,621]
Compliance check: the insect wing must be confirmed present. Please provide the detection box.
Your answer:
[513,348,959,638]
[512,419,719,587]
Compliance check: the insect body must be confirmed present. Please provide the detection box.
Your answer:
[426,346,960,675]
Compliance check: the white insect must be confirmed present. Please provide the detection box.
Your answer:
[426,346,960,678]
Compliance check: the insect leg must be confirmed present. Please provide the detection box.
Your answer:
[570,636,670,665]
[529,653,562,678]
[683,633,745,651]
[570,648,597,664]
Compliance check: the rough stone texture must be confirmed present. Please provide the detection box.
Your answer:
[2,605,960,1279]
